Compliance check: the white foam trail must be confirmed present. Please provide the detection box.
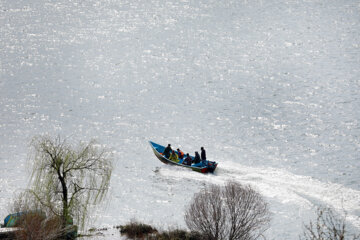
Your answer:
[158,161,360,230]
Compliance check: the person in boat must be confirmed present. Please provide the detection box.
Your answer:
[177,148,184,160]
[183,153,192,165]
[193,151,201,164]
[169,150,179,163]
[201,147,207,166]
[163,144,172,158]
[201,147,206,161]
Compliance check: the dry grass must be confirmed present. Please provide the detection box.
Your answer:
[14,212,75,240]
[119,221,205,240]
[119,221,158,239]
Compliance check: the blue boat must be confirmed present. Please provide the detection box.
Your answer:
[3,212,32,228]
[149,141,217,173]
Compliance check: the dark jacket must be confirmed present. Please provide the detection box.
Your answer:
[194,152,201,164]
[163,145,172,158]
[184,155,192,165]
[201,148,206,160]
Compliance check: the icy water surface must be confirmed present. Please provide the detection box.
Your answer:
[1,0,359,239]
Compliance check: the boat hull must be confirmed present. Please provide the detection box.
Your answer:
[149,141,217,173]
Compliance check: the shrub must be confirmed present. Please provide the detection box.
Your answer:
[120,221,158,239]
[14,212,66,240]
[301,207,360,240]
[9,192,74,240]
[154,229,204,240]
[185,181,270,240]
[119,222,205,240]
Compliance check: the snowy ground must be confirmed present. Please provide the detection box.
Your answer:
[1,0,359,239]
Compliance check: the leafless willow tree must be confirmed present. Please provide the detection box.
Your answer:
[301,207,360,240]
[28,135,113,230]
[185,181,270,240]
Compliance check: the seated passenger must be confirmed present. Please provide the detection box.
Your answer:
[163,144,172,158]
[193,151,201,164]
[169,150,179,163]
[177,148,184,159]
[183,153,192,165]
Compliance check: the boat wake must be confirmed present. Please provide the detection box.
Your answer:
[157,161,360,234]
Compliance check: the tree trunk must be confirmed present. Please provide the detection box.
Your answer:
[58,172,69,228]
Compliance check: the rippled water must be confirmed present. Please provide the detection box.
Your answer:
[1,0,359,238]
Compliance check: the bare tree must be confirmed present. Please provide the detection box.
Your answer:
[301,207,360,240]
[28,135,113,230]
[223,182,270,240]
[185,184,226,240]
[185,181,270,240]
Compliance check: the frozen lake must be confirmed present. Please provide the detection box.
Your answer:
[1,0,359,239]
